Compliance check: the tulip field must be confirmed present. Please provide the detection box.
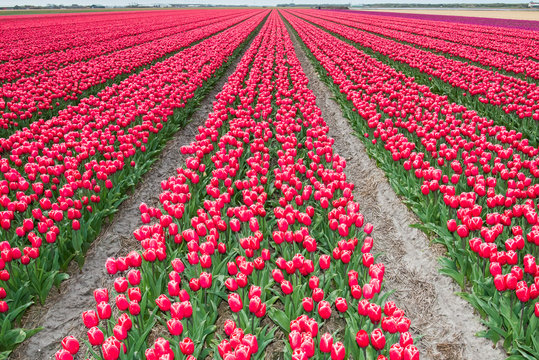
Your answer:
[0,7,537,360]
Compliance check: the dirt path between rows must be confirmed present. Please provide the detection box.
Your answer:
[8,29,262,360]
[285,22,507,360]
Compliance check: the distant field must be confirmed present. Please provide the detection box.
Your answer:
[0,7,250,16]
[364,9,539,21]
[0,7,164,15]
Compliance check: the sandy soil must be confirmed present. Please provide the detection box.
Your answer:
[8,31,260,360]
[285,21,507,360]
[364,9,539,21]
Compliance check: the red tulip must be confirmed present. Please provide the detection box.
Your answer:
[218,339,231,358]
[289,330,302,350]
[180,337,194,355]
[371,328,386,350]
[127,269,141,286]
[200,272,212,289]
[96,301,111,320]
[302,297,314,312]
[390,343,404,360]
[272,269,284,283]
[308,276,319,289]
[167,318,183,336]
[516,283,530,302]
[335,297,348,312]
[128,300,140,316]
[399,332,414,347]
[113,324,127,341]
[82,310,99,328]
[224,320,236,336]
[105,258,118,275]
[248,296,261,313]
[189,278,200,292]
[320,332,333,353]
[242,333,258,354]
[319,254,331,270]
[228,293,243,313]
[155,294,171,311]
[281,280,293,295]
[403,344,419,360]
[94,288,109,303]
[312,287,324,302]
[356,329,369,348]
[331,341,345,360]
[61,336,79,354]
[87,327,104,346]
[102,337,122,360]
[292,349,308,360]
[318,300,332,319]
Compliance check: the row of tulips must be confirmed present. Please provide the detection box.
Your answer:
[288,10,539,124]
[0,12,268,357]
[0,10,256,84]
[282,10,538,359]
[323,10,539,78]
[339,11,539,59]
[53,10,419,360]
[0,10,263,134]
[334,10,539,42]
[0,10,210,61]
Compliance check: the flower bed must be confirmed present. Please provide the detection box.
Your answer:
[53,11,419,360]
[283,10,538,358]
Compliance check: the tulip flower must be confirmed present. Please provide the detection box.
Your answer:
[289,330,302,350]
[320,332,333,353]
[356,329,369,348]
[331,341,346,360]
[82,310,99,328]
[61,336,79,354]
[281,280,293,295]
[96,302,112,320]
[318,300,332,319]
[180,337,194,355]
[167,318,183,336]
[102,337,122,360]
[55,349,73,360]
[292,349,308,360]
[390,343,404,360]
[371,328,386,351]
[302,297,314,312]
[228,293,243,313]
[335,297,348,312]
[87,327,104,346]
[403,345,420,360]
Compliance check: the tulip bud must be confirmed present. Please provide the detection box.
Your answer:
[167,318,183,336]
[319,332,333,353]
[356,329,369,348]
[180,337,194,355]
[87,327,104,346]
[82,310,99,328]
[298,296,314,315]
[61,336,79,354]
[331,341,345,360]
[318,300,331,319]
[224,319,236,336]
[55,349,73,360]
[371,328,386,350]
[228,293,243,313]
